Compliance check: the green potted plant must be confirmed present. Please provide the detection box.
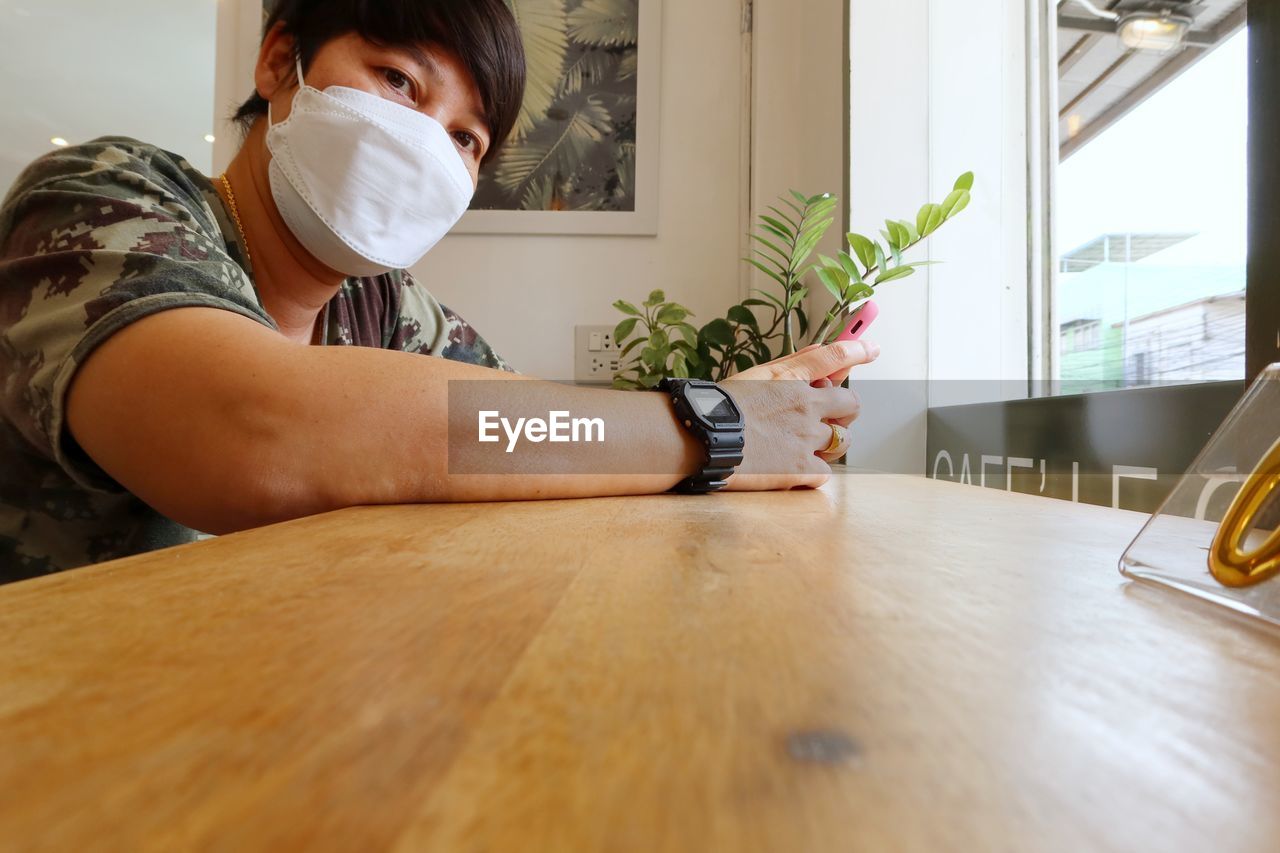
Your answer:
[609,173,974,388]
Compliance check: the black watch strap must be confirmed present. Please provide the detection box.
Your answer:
[659,378,746,494]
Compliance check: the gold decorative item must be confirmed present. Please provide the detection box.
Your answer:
[1208,436,1280,588]
[1120,364,1280,628]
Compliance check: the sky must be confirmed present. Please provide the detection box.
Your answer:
[1057,29,1248,269]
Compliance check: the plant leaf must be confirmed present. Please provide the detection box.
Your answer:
[939,189,966,219]
[848,232,875,269]
[613,299,641,316]
[767,205,799,230]
[743,258,787,287]
[875,265,916,285]
[837,251,864,284]
[924,204,945,235]
[727,305,759,327]
[671,352,689,378]
[954,171,975,192]
[750,233,792,266]
[760,215,795,239]
[846,283,875,302]
[613,317,638,342]
[656,304,688,324]
[701,318,735,347]
[916,204,934,237]
[619,337,644,358]
[816,266,849,302]
[750,288,787,310]
[785,286,809,311]
[759,223,793,245]
[898,218,920,245]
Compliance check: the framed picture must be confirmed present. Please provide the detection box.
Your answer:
[455,0,662,236]
[247,0,660,236]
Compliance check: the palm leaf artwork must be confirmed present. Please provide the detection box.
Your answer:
[506,0,570,142]
[473,0,640,212]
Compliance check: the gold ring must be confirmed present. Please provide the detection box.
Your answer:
[822,423,845,455]
[1209,435,1280,588]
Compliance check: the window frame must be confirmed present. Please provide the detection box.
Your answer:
[1031,0,1267,393]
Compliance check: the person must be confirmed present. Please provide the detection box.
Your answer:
[0,0,877,583]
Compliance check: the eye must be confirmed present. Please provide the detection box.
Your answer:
[380,67,415,100]
[453,131,481,157]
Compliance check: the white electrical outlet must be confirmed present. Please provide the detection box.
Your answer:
[574,325,623,384]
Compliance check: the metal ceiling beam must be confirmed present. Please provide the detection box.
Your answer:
[1059,49,1136,117]
[1059,1,1247,159]
[1058,15,1120,34]
[1059,33,1100,75]
[1062,42,1202,157]
[1058,14,1224,48]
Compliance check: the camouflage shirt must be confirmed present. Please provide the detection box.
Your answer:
[0,137,514,583]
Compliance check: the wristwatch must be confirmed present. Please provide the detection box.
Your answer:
[658,378,746,493]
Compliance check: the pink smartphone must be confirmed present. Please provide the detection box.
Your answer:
[835,300,879,342]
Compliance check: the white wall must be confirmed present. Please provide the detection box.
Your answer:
[926,0,1030,396]
[212,0,263,174]
[842,0,933,474]
[842,0,1032,474]
[750,0,847,308]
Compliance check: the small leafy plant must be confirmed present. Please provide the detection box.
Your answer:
[610,173,974,389]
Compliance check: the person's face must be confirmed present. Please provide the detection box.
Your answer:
[255,26,491,188]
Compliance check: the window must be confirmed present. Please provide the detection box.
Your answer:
[1049,0,1248,391]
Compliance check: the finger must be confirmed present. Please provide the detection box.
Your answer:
[774,340,880,382]
[825,339,879,385]
[810,377,833,389]
[811,385,861,422]
[770,343,824,370]
[815,423,850,460]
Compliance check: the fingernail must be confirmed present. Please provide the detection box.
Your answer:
[865,341,881,359]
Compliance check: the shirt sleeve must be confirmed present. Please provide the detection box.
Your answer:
[0,138,275,492]
[388,269,518,373]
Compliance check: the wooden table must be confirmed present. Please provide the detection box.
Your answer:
[2,472,1278,851]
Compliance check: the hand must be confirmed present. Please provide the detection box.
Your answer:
[720,340,879,491]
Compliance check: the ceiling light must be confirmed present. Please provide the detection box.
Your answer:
[50,137,68,147]
[204,134,216,143]
[1118,12,1192,52]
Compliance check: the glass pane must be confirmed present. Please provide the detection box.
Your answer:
[0,1,218,196]
[1053,1,1247,391]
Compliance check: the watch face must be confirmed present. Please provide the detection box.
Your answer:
[686,386,740,425]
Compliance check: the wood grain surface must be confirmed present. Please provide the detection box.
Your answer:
[1,472,1278,852]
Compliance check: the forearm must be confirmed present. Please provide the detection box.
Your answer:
[264,343,705,510]
[68,308,703,534]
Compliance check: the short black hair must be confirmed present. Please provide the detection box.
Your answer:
[232,0,526,164]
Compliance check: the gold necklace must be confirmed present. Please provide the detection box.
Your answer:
[218,173,252,270]
[219,172,324,345]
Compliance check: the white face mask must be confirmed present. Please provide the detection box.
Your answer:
[265,60,476,277]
